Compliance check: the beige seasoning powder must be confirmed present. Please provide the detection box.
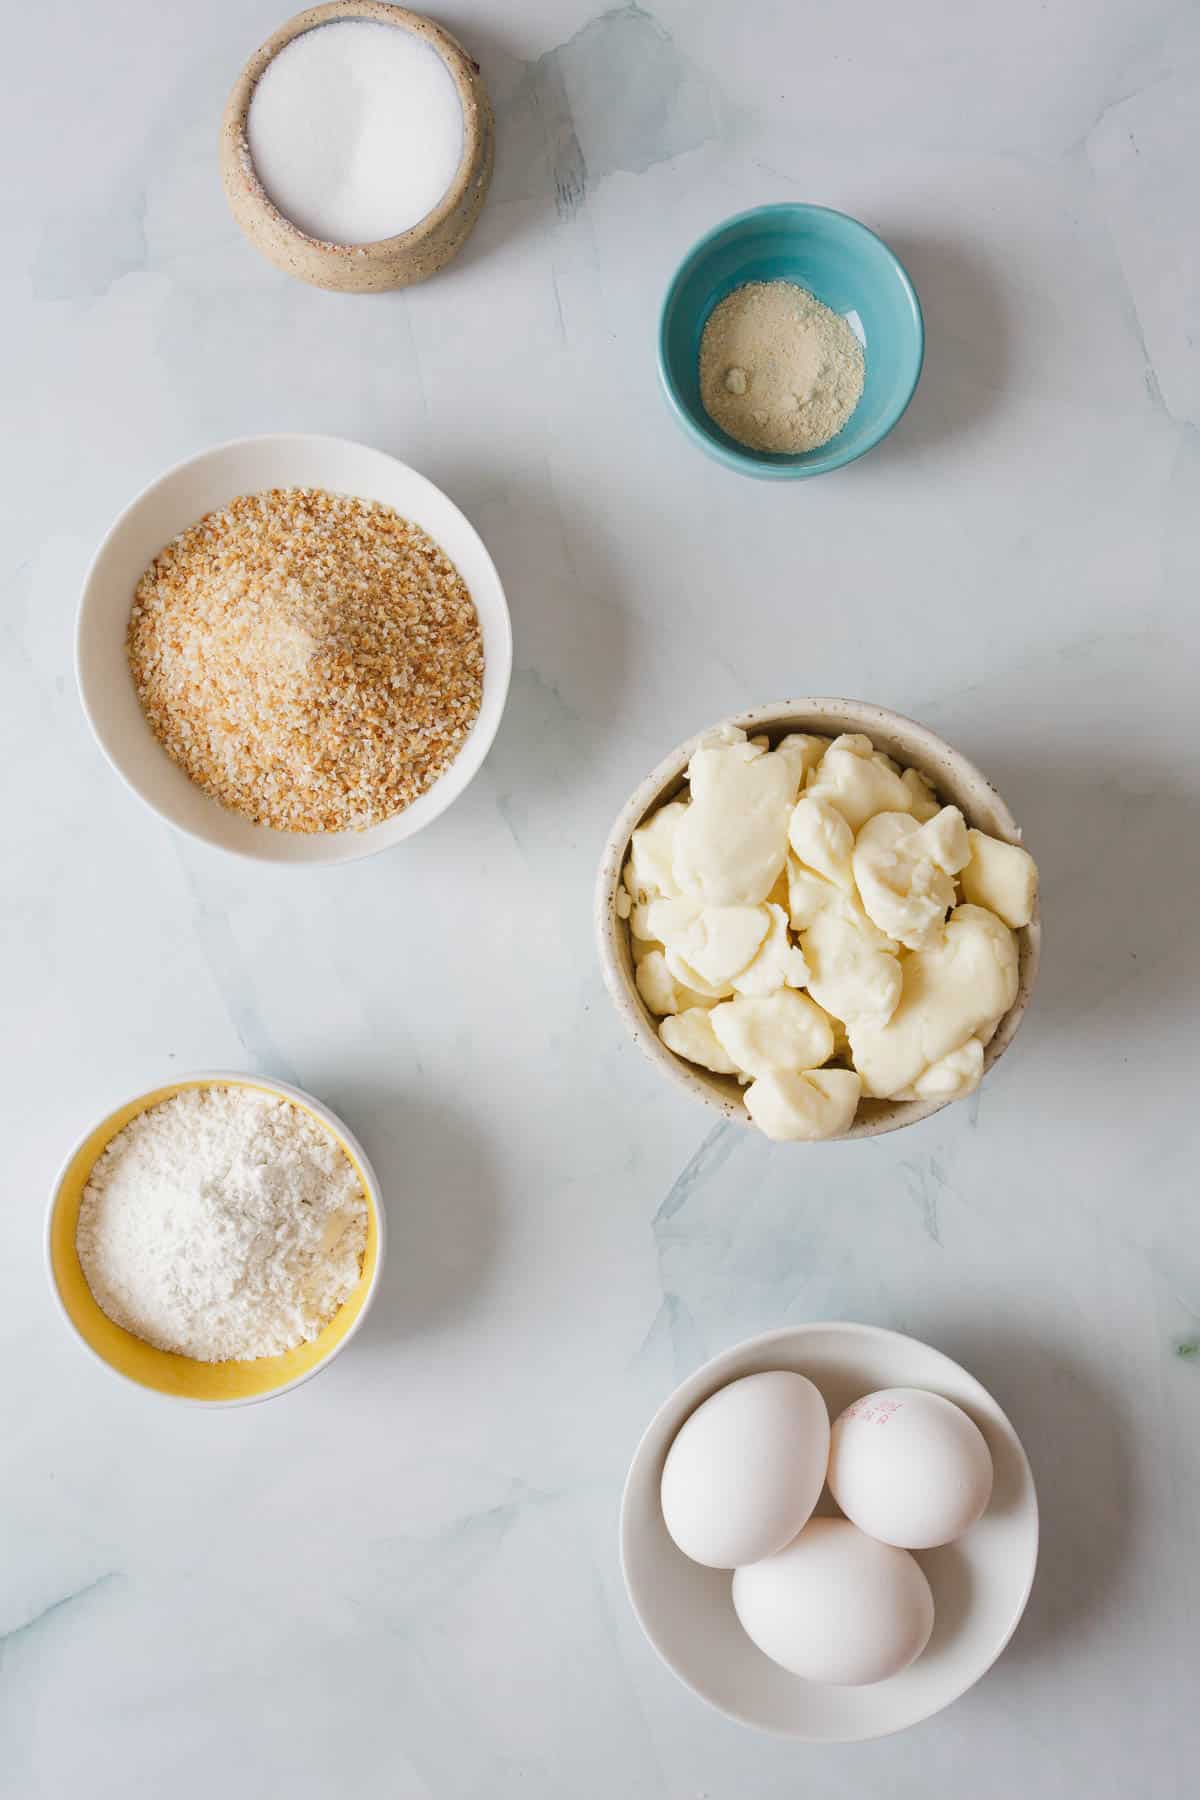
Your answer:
[127,488,484,833]
[699,281,865,454]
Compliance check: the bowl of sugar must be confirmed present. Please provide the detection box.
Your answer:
[46,1073,387,1405]
[220,2,493,292]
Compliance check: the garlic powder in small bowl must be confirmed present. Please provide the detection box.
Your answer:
[699,281,865,455]
[659,204,923,479]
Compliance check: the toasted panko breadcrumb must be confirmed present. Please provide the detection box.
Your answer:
[127,487,484,832]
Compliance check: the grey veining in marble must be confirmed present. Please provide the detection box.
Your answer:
[2,1,1198,1795]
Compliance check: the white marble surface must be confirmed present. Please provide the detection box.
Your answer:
[2,1,1198,1793]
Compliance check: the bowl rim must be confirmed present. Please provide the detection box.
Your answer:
[44,1069,388,1407]
[74,431,513,867]
[619,1320,1040,1740]
[222,1,487,257]
[594,698,1041,1142]
[657,202,925,479]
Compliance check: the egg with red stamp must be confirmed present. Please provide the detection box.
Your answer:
[828,1387,995,1549]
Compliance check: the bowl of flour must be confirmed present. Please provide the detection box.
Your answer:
[46,1073,386,1404]
[658,204,924,479]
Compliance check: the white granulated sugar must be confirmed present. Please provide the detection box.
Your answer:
[76,1086,368,1362]
[246,21,464,245]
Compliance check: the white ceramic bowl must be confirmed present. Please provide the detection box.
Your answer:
[45,1070,386,1406]
[595,699,1041,1140]
[621,1322,1038,1740]
[77,434,513,864]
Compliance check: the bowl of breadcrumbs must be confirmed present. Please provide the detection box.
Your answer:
[77,435,512,864]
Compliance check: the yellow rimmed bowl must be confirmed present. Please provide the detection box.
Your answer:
[45,1071,386,1405]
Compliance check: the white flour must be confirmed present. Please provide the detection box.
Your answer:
[76,1086,367,1362]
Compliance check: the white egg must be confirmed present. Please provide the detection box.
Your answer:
[732,1517,934,1686]
[828,1387,994,1549]
[660,1371,829,1569]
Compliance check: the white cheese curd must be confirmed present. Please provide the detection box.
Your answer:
[907,1036,985,1100]
[635,947,719,1015]
[710,990,834,1077]
[630,896,699,942]
[685,737,765,800]
[901,766,941,821]
[785,857,840,930]
[766,866,792,910]
[662,946,735,1000]
[912,805,970,873]
[849,904,1019,1098]
[788,794,855,890]
[772,732,830,787]
[664,904,772,989]
[635,949,684,1015]
[625,800,688,900]
[960,828,1039,928]
[673,744,798,904]
[744,1067,862,1141]
[801,896,902,1026]
[806,734,914,831]
[694,722,751,751]
[851,806,968,951]
[660,1007,742,1075]
[730,902,809,996]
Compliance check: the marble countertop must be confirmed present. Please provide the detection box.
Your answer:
[3,1,1198,1794]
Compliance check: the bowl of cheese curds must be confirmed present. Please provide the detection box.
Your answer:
[595,700,1041,1142]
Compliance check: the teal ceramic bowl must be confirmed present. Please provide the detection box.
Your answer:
[658,204,924,479]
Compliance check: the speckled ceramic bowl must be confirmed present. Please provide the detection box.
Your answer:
[595,700,1041,1141]
[45,1071,386,1406]
[220,2,493,292]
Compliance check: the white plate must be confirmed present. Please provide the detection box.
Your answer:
[76,434,512,864]
[621,1322,1038,1740]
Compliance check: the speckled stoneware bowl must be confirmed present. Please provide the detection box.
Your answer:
[595,700,1041,1141]
[220,2,494,293]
